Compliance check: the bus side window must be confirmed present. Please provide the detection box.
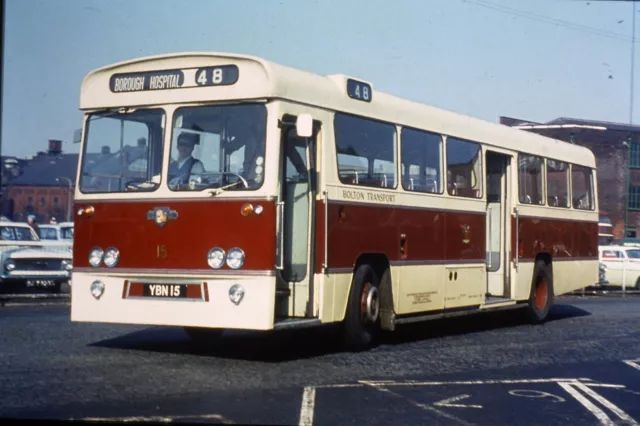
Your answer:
[518,154,544,205]
[400,127,443,194]
[334,113,397,189]
[571,165,594,210]
[446,137,482,198]
[546,159,569,208]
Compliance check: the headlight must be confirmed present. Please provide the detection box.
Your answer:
[207,247,225,269]
[61,260,73,271]
[225,247,245,269]
[90,280,105,299]
[5,260,15,271]
[89,247,104,267]
[103,247,120,268]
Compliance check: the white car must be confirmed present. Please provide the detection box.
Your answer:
[38,222,74,247]
[598,245,640,290]
[0,221,73,293]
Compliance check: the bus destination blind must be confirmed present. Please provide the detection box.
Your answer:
[109,65,239,93]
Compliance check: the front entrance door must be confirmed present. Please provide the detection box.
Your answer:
[277,115,318,317]
[485,151,512,298]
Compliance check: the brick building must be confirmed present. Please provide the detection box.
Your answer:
[500,116,640,240]
[0,155,29,218]
[3,140,78,224]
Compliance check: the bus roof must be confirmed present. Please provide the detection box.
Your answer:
[80,51,596,168]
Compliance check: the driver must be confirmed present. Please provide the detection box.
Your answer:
[169,132,205,185]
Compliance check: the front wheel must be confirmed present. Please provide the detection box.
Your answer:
[524,260,554,323]
[343,264,381,351]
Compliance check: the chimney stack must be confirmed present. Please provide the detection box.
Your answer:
[48,139,62,155]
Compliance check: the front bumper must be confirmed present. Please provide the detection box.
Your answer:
[70,272,276,330]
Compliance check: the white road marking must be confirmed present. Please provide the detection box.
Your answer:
[433,394,483,409]
[573,382,638,425]
[583,383,626,389]
[509,389,566,402]
[558,383,616,426]
[298,386,316,426]
[623,359,640,373]
[78,414,233,423]
[353,377,594,388]
[362,383,475,426]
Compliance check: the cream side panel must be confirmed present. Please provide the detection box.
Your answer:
[513,260,598,301]
[552,260,599,295]
[320,272,334,322]
[515,204,598,222]
[330,272,353,322]
[70,273,276,330]
[514,262,535,301]
[394,264,445,315]
[444,265,486,309]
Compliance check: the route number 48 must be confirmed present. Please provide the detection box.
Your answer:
[353,84,370,101]
[346,79,373,103]
[197,68,224,85]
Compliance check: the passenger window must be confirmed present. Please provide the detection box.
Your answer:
[334,113,397,188]
[446,137,482,198]
[572,165,594,210]
[518,154,544,205]
[546,159,569,207]
[401,128,443,194]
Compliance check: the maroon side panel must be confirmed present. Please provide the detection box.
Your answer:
[74,200,277,271]
[511,215,598,261]
[323,201,486,270]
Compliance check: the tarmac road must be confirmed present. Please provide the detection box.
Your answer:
[1,296,639,425]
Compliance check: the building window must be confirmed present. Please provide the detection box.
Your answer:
[518,154,544,205]
[630,143,640,169]
[629,186,640,210]
[40,197,46,207]
[53,197,59,207]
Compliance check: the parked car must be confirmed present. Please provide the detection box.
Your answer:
[598,245,640,289]
[38,222,74,245]
[0,221,73,293]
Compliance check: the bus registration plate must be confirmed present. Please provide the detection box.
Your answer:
[142,283,187,298]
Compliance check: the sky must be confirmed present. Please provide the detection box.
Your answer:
[1,0,639,158]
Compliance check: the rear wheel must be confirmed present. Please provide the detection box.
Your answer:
[525,260,554,323]
[343,264,380,351]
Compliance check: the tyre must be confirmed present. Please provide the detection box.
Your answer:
[525,260,554,323]
[343,264,381,351]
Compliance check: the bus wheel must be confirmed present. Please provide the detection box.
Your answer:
[183,327,224,346]
[344,264,380,351]
[525,260,554,323]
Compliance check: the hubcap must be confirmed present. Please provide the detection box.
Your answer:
[360,282,379,323]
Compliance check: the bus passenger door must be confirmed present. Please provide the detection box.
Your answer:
[276,114,319,318]
[485,151,512,299]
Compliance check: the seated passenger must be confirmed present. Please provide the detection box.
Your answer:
[169,132,205,185]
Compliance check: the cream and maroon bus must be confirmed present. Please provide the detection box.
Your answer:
[71,52,598,350]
